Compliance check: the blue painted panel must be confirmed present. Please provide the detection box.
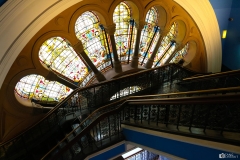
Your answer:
[222,1,240,70]
[123,129,240,160]
[0,0,7,6]
[210,0,232,9]
[90,144,125,160]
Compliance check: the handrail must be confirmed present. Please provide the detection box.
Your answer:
[0,64,197,146]
[42,93,240,160]
[182,69,240,81]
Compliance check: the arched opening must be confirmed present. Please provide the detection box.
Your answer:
[14,74,72,105]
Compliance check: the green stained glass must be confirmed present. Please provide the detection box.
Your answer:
[15,74,72,102]
[139,7,160,65]
[170,43,189,63]
[39,37,89,83]
[113,2,136,62]
[154,22,178,66]
[75,11,111,69]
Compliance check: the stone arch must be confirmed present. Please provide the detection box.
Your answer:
[32,31,77,72]
[108,0,143,25]
[170,16,190,44]
[69,4,110,37]
[144,2,170,29]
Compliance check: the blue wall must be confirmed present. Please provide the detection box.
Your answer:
[89,143,125,160]
[210,0,240,70]
[123,128,240,160]
[222,0,240,70]
[0,0,7,6]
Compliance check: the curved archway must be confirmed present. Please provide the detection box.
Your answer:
[39,37,89,83]
[14,74,72,104]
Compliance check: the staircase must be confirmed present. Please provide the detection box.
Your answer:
[1,64,240,160]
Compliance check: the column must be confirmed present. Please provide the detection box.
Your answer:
[73,41,106,82]
[45,69,78,89]
[165,43,184,64]
[105,24,122,73]
[144,29,169,69]
[130,20,145,68]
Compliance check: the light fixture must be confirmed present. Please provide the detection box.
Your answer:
[222,30,227,39]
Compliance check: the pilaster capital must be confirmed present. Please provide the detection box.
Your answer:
[73,41,84,53]
[104,24,116,35]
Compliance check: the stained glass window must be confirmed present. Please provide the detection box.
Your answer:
[39,37,89,84]
[170,43,189,63]
[15,74,72,102]
[75,11,112,71]
[153,22,178,67]
[113,2,137,63]
[139,7,160,65]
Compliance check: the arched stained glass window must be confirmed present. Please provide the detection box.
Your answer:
[153,22,178,67]
[170,43,189,63]
[15,74,72,102]
[139,7,160,65]
[113,2,137,63]
[75,11,112,71]
[39,37,89,83]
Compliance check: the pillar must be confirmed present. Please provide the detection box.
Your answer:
[165,43,184,64]
[73,41,106,82]
[45,69,78,89]
[144,29,169,69]
[105,24,122,73]
[130,20,145,68]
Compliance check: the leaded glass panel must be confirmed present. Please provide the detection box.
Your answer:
[39,37,89,83]
[15,74,72,102]
[155,42,176,67]
[113,2,136,62]
[170,43,189,63]
[75,11,111,70]
[139,7,160,65]
[154,22,178,66]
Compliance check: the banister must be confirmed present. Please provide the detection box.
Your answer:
[42,93,240,160]
[182,69,240,81]
[0,64,196,147]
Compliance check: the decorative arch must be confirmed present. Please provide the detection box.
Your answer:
[69,4,110,35]
[113,2,137,63]
[144,3,169,29]
[153,22,178,67]
[182,40,197,66]
[139,6,160,65]
[108,0,143,24]
[14,74,72,104]
[38,36,89,83]
[74,11,112,71]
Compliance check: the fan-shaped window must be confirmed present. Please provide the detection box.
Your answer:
[110,86,142,100]
[170,43,189,63]
[113,2,137,63]
[139,7,160,65]
[75,11,112,71]
[15,74,72,103]
[39,37,89,84]
[153,22,178,67]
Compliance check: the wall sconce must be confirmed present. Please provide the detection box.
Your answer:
[222,30,227,39]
